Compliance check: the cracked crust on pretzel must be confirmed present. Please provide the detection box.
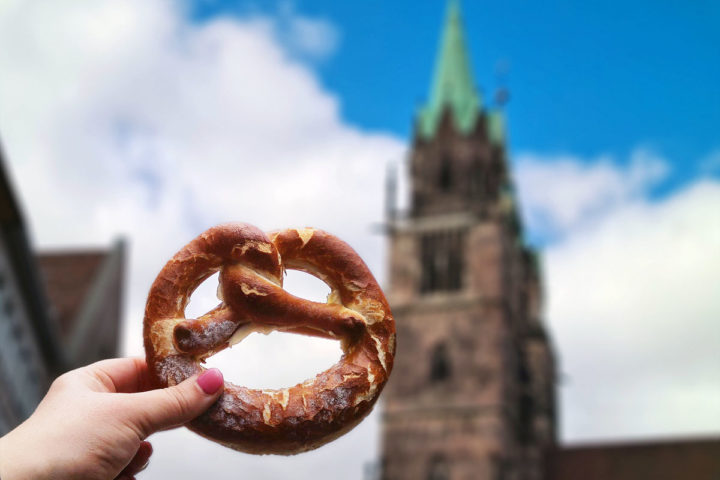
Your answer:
[143,223,395,454]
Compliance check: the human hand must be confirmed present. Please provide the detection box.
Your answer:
[0,358,224,480]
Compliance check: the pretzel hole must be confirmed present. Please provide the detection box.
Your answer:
[185,272,221,319]
[203,331,342,389]
[282,269,331,303]
[185,269,342,388]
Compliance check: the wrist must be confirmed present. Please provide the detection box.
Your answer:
[0,424,51,480]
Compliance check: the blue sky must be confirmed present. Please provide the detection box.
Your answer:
[190,0,720,192]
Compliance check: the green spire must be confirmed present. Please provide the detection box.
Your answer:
[418,0,481,139]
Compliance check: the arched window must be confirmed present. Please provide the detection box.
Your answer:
[427,455,450,480]
[470,158,483,199]
[439,156,452,191]
[430,343,451,382]
[517,363,533,443]
[485,161,502,200]
[419,230,465,294]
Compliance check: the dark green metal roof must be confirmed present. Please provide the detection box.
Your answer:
[418,0,482,139]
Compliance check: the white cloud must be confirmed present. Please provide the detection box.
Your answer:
[515,153,720,443]
[0,0,402,478]
[276,2,341,60]
[515,148,669,240]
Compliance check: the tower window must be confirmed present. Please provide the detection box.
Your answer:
[430,343,451,382]
[517,363,533,443]
[470,158,483,198]
[427,455,450,480]
[419,230,465,293]
[439,156,452,191]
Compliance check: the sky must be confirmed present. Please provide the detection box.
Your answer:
[0,0,718,479]
[191,0,720,185]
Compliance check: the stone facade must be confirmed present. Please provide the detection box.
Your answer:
[379,4,555,477]
[381,111,556,480]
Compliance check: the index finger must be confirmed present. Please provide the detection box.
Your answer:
[81,357,155,393]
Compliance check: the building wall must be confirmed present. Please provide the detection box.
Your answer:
[0,233,51,433]
[58,242,125,369]
[0,145,124,436]
[547,439,720,480]
[0,236,125,436]
[381,111,555,480]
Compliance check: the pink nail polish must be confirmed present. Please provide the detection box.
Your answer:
[197,368,224,394]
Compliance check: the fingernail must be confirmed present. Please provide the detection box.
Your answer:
[196,368,223,394]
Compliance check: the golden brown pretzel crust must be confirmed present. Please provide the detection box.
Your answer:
[143,223,396,454]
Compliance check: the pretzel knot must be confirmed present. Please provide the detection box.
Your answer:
[143,223,396,454]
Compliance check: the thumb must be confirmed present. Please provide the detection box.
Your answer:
[125,368,224,436]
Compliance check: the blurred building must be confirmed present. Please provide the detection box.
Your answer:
[381,1,554,478]
[37,244,124,369]
[0,144,124,435]
[379,1,720,479]
[547,438,720,480]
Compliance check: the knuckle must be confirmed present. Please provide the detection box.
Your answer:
[164,386,195,419]
[49,372,72,391]
[131,411,155,440]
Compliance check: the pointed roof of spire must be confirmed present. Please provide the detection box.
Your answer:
[418,0,481,139]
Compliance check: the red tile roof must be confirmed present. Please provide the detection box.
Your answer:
[548,437,720,480]
[36,251,106,337]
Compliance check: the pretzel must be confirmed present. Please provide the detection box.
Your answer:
[143,223,396,454]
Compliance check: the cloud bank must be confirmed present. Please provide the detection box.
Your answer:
[515,148,669,241]
[515,152,720,442]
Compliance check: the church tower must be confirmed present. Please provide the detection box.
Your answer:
[381,2,556,479]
